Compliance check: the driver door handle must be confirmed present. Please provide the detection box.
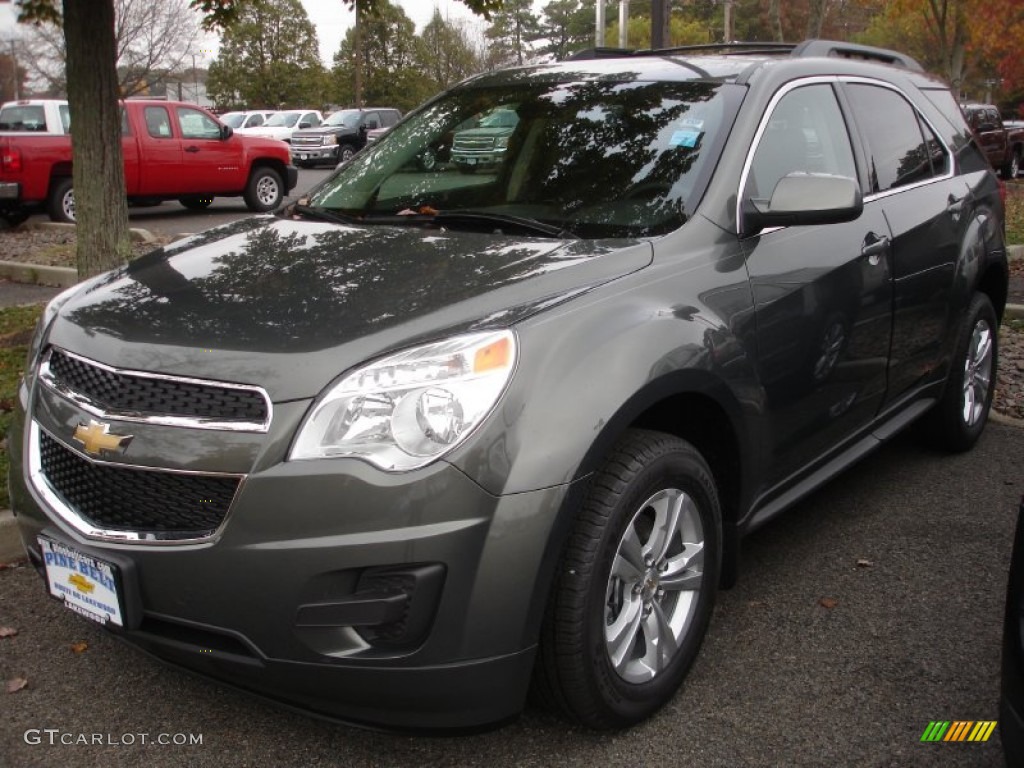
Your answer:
[861,234,890,266]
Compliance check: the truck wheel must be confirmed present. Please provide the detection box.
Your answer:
[338,145,356,164]
[179,196,214,211]
[920,292,997,452]
[534,429,721,729]
[1004,149,1021,180]
[48,177,75,223]
[243,167,283,212]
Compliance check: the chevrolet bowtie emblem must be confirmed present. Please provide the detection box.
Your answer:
[72,420,133,457]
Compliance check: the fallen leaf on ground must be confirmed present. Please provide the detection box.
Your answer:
[6,677,28,694]
[819,597,839,609]
[0,560,26,571]
[856,558,874,568]
[70,642,88,654]
[0,626,18,638]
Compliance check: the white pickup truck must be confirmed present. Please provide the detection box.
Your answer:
[0,99,70,134]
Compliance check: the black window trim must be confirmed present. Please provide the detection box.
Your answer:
[736,75,956,233]
[838,76,955,204]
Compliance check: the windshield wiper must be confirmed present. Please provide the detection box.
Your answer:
[431,210,579,239]
[289,204,363,226]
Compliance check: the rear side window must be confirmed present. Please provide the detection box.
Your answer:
[144,106,173,139]
[846,84,949,193]
[383,110,400,127]
[745,83,857,202]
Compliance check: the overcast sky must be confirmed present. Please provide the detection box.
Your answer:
[0,1,508,66]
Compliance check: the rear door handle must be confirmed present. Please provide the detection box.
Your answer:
[184,146,200,153]
[861,234,890,266]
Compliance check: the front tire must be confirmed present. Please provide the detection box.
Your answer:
[337,144,356,165]
[921,293,998,452]
[47,177,75,223]
[534,429,722,729]
[243,167,284,212]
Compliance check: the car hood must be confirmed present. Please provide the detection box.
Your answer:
[46,217,652,402]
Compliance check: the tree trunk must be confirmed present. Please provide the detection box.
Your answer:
[353,0,363,107]
[806,0,829,38]
[769,0,784,42]
[63,0,130,278]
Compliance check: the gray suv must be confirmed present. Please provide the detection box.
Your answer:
[9,40,1009,731]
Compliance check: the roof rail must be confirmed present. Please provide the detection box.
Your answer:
[565,40,924,72]
[791,39,924,71]
[566,47,636,60]
[642,42,797,57]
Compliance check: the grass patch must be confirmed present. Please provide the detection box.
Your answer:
[0,303,43,510]
[1009,184,1024,245]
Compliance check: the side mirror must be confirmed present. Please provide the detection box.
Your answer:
[298,121,312,129]
[742,173,862,236]
[220,124,233,140]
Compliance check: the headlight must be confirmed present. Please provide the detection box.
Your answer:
[289,330,516,471]
[495,136,510,150]
[327,135,338,145]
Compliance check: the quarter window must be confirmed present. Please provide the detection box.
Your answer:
[745,83,857,203]
[846,84,948,193]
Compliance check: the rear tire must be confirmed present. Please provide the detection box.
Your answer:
[243,167,283,212]
[533,429,721,729]
[47,177,75,223]
[921,293,998,452]
[1003,149,1021,180]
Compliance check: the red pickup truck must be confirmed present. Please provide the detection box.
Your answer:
[963,103,1024,179]
[0,99,298,224]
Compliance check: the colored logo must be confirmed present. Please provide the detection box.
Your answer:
[67,573,95,594]
[72,420,133,457]
[920,721,997,742]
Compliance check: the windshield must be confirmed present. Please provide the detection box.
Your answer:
[309,78,735,238]
[265,112,299,128]
[325,110,362,127]
[220,112,244,129]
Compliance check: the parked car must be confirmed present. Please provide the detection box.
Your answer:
[236,109,323,144]
[449,107,518,172]
[1003,498,1024,764]
[0,100,297,223]
[0,99,70,134]
[291,107,401,167]
[10,40,1008,731]
[219,110,276,131]
[962,102,1024,179]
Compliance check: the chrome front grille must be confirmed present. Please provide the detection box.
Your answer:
[32,425,243,542]
[40,347,271,432]
[292,135,325,148]
[453,136,496,152]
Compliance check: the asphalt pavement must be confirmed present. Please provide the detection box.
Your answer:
[1,423,1021,767]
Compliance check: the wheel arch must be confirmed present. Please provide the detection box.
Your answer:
[521,372,752,651]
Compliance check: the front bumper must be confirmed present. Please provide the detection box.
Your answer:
[10,375,573,729]
[291,146,338,164]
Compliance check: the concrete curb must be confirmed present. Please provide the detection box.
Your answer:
[0,224,160,288]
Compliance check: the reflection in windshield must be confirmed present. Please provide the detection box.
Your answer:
[309,78,735,239]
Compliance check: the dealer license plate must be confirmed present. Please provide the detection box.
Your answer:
[38,537,124,626]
